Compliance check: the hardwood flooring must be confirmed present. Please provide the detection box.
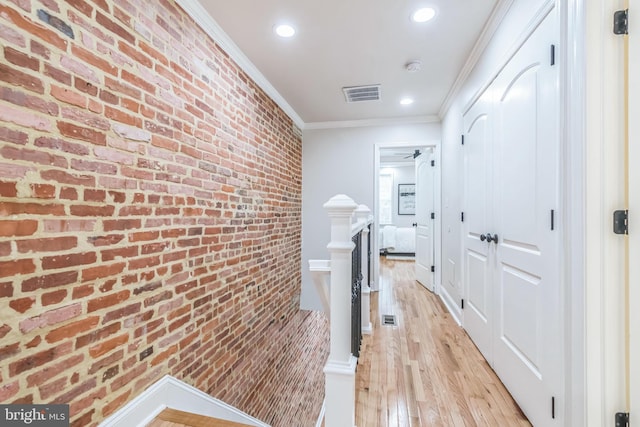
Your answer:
[354,257,531,427]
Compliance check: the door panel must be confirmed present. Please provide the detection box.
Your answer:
[492,10,561,426]
[415,151,434,291]
[463,91,492,362]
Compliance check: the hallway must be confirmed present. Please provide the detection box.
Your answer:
[354,258,531,426]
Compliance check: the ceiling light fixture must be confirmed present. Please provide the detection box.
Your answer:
[274,24,296,38]
[405,60,422,72]
[400,97,414,105]
[411,7,436,23]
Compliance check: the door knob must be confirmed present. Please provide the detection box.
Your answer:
[486,233,499,244]
[412,223,417,227]
[480,234,486,241]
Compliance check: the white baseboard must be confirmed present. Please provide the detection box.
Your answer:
[99,375,270,427]
[439,286,462,327]
[315,399,325,427]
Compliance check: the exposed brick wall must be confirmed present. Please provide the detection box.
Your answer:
[0,0,328,425]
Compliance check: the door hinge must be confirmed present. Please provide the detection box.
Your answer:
[551,396,556,419]
[430,212,435,220]
[615,412,629,427]
[551,209,555,230]
[431,159,435,167]
[461,134,465,145]
[550,44,556,66]
[613,210,628,235]
[614,9,628,35]
[461,212,465,222]
[461,299,464,309]
[430,265,435,273]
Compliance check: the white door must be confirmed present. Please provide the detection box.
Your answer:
[491,10,562,426]
[462,90,493,362]
[627,2,639,424]
[462,8,562,426]
[415,150,435,292]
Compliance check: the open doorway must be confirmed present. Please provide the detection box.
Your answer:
[373,143,441,294]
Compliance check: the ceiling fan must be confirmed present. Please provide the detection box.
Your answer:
[403,149,422,159]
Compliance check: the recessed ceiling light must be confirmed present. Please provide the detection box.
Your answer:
[274,24,296,38]
[400,97,414,105]
[411,7,436,23]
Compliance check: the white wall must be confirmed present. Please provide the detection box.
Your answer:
[301,123,440,310]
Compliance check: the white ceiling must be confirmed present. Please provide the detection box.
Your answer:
[188,0,500,127]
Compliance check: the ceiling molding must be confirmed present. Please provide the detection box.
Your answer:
[304,115,441,131]
[437,0,515,119]
[175,0,305,129]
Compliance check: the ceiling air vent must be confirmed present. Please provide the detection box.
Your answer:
[342,84,381,103]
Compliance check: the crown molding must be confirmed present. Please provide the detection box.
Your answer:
[175,0,305,130]
[304,115,440,131]
[438,0,515,119]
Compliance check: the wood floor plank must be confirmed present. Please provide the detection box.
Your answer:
[355,258,531,427]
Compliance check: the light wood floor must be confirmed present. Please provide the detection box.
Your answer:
[354,257,531,427]
[147,408,253,427]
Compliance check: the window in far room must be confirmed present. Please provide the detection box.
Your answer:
[379,171,393,224]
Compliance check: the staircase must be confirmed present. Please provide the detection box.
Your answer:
[147,408,253,427]
[99,376,269,427]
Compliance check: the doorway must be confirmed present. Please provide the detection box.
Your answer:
[373,143,441,294]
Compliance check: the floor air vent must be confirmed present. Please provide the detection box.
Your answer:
[382,314,397,326]
[342,84,381,103]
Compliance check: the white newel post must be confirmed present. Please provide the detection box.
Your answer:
[355,204,372,335]
[323,194,358,427]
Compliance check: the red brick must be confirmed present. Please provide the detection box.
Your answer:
[41,252,97,270]
[0,282,12,298]
[22,271,78,292]
[26,354,84,387]
[31,183,56,198]
[95,11,134,44]
[0,126,28,145]
[9,342,72,376]
[0,381,19,401]
[4,46,39,71]
[71,45,118,76]
[82,263,126,282]
[70,205,115,217]
[30,39,50,59]
[45,316,100,343]
[44,63,72,85]
[57,121,106,145]
[0,259,35,278]
[9,297,34,313]
[50,84,86,107]
[0,62,44,93]
[88,333,128,358]
[0,219,37,237]
[66,0,93,17]
[42,289,68,306]
[16,236,77,253]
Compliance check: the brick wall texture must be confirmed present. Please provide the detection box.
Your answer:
[0,0,329,425]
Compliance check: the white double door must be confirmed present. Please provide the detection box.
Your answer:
[463,8,562,426]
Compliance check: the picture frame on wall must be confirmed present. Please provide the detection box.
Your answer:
[398,183,415,215]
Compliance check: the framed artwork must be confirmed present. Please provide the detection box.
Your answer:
[398,184,415,215]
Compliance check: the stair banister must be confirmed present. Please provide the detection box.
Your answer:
[354,204,373,335]
[323,194,358,427]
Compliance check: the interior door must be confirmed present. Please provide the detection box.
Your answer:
[462,90,493,362]
[490,10,562,426]
[415,149,435,292]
